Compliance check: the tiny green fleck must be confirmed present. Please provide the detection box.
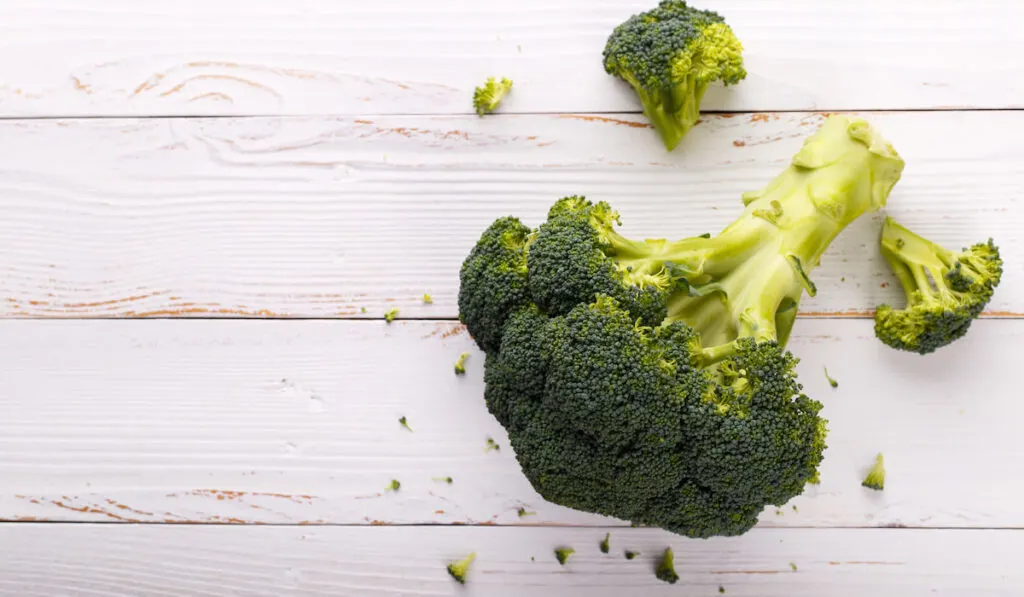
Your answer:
[599,532,610,553]
[398,416,412,432]
[896,238,905,249]
[485,437,500,452]
[422,293,433,304]
[824,367,838,389]
[775,509,784,516]
[624,550,639,560]
[360,306,367,313]
[840,276,846,282]
[433,476,453,484]
[554,547,575,565]
[789,562,797,572]
[517,507,535,518]
[719,586,726,594]
[384,308,399,323]
[454,352,470,375]
[792,505,798,513]
[386,479,400,492]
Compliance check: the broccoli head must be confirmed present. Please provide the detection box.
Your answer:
[458,116,904,538]
[603,0,746,150]
[446,552,476,584]
[875,217,1002,354]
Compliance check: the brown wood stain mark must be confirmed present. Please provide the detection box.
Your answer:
[104,499,154,517]
[125,306,281,317]
[749,113,772,123]
[557,115,652,129]
[51,499,137,522]
[70,76,93,94]
[369,520,390,526]
[435,510,445,514]
[132,74,166,96]
[828,561,905,566]
[189,92,234,104]
[160,75,280,98]
[733,140,746,147]
[354,119,375,125]
[711,570,781,575]
[50,291,166,310]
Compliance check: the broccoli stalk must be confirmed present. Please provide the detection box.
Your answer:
[656,547,679,584]
[454,352,470,375]
[473,77,513,116]
[604,1,746,150]
[599,532,611,554]
[875,217,1002,354]
[862,453,885,491]
[447,552,476,584]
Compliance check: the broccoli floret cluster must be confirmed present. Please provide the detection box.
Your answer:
[875,217,1002,354]
[603,0,746,150]
[458,116,905,537]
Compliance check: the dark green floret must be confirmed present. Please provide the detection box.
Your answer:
[603,0,746,150]
[875,217,1002,354]
[458,116,904,538]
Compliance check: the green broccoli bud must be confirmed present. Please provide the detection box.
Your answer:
[656,547,679,584]
[554,547,575,565]
[447,552,476,584]
[398,416,413,432]
[599,532,610,553]
[485,437,500,452]
[423,294,433,304]
[862,453,885,491]
[384,308,399,323]
[386,479,401,492]
[473,77,513,116]
[874,217,1002,354]
[625,550,640,560]
[517,507,536,518]
[603,1,746,150]
[454,352,470,375]
[789,562,798,572]
[360,306,367,313]
[824,367,838,389]
[433,476,453,484]
[719,586,726,594]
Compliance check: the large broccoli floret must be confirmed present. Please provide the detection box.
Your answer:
[874,217,1002,354]
[603,0,746,150]
[458,116,904,538]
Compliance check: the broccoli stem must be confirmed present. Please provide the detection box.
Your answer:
[618,71,704,151]
[880,216,958,304]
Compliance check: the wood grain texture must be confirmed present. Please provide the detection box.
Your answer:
[1,525,1021,597]
[1,111,1020,319]
[0,1,1021,116]
[1,318,1019,528]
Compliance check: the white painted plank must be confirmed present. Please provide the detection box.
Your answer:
[1,319,1020,528]
[0,525,1020,597]
[0,111,1020,319]
[0,1,1021,116]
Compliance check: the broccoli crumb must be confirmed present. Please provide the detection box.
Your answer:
[433,476,453,484]
[862,453,885,491]
[789,562,797,572]
[360,306,367,313]
[446,552,476,584]
[473,77,513,116]
[792,505,798,513]
[599,532,610,554]
[485,437,500,452]
[385,479,401,492]
[384,308,399,323]
[554,547,575,565]
[423,294,433,304]
[824,367,838,389]
[624,550,640,560]
[454,352,470,375]
[398,416,413,432]
[655,547,679,584]
[719,586,726,594]
[517,507,535,518]
[775,509,784,516]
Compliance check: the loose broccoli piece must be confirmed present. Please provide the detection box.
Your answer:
[719,586,726,594]
[874,217,1002,354]
[603,1,746,150]
[457,116,904,538]
[360,306,367,313]
[454,352,470,375]
[517,507,536,518]
[473,77,513,116]
[554,547,575,565]
[386,479,401,492]
[447,552,476,584]
[433,476,453,484]
[789,562,798,572]
[398,416,413,432]
[384,308,399,323]
[656,547,679,584]
[599,533,611,553]
[423,293,434,304]
[625,550,640,560]
[824,367,838,389]
[862,453,885,491]
[485,437,500,452]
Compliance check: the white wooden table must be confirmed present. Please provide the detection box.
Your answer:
[0,1,1021,595]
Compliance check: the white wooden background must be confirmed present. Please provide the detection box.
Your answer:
[0,1,1021,596]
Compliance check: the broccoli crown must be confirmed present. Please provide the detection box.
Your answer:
[656,547,679,584]
[473,77,513,116]
[861,453,885,491]
[874,217,1002,354]
[446,552,476,584]
[458,116,904,538]
[603,0,746,149]
[554,547,575,565]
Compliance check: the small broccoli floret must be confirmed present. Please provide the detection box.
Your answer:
[459,116,904,538]
[862,453,885,491]
[789,562,798,572]
[485,437,500,452]
[554,547,575,565]
[603,1,745,150]
[874,217,1002,354]
[473,77,513,116]
[386,479,401,491]
[360,306,367,314]
[454,352,470,375]
[398,416,413,431]
[447,552,476,584]
[824,367,838,389]
[433,476,453,484]
[517,507,536,518]
[423,294,433,304]
[384,308,399,323]
[656,547,679,584]
[599,533,611,553]
[625,550,640,560]
[719,586,726,594]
